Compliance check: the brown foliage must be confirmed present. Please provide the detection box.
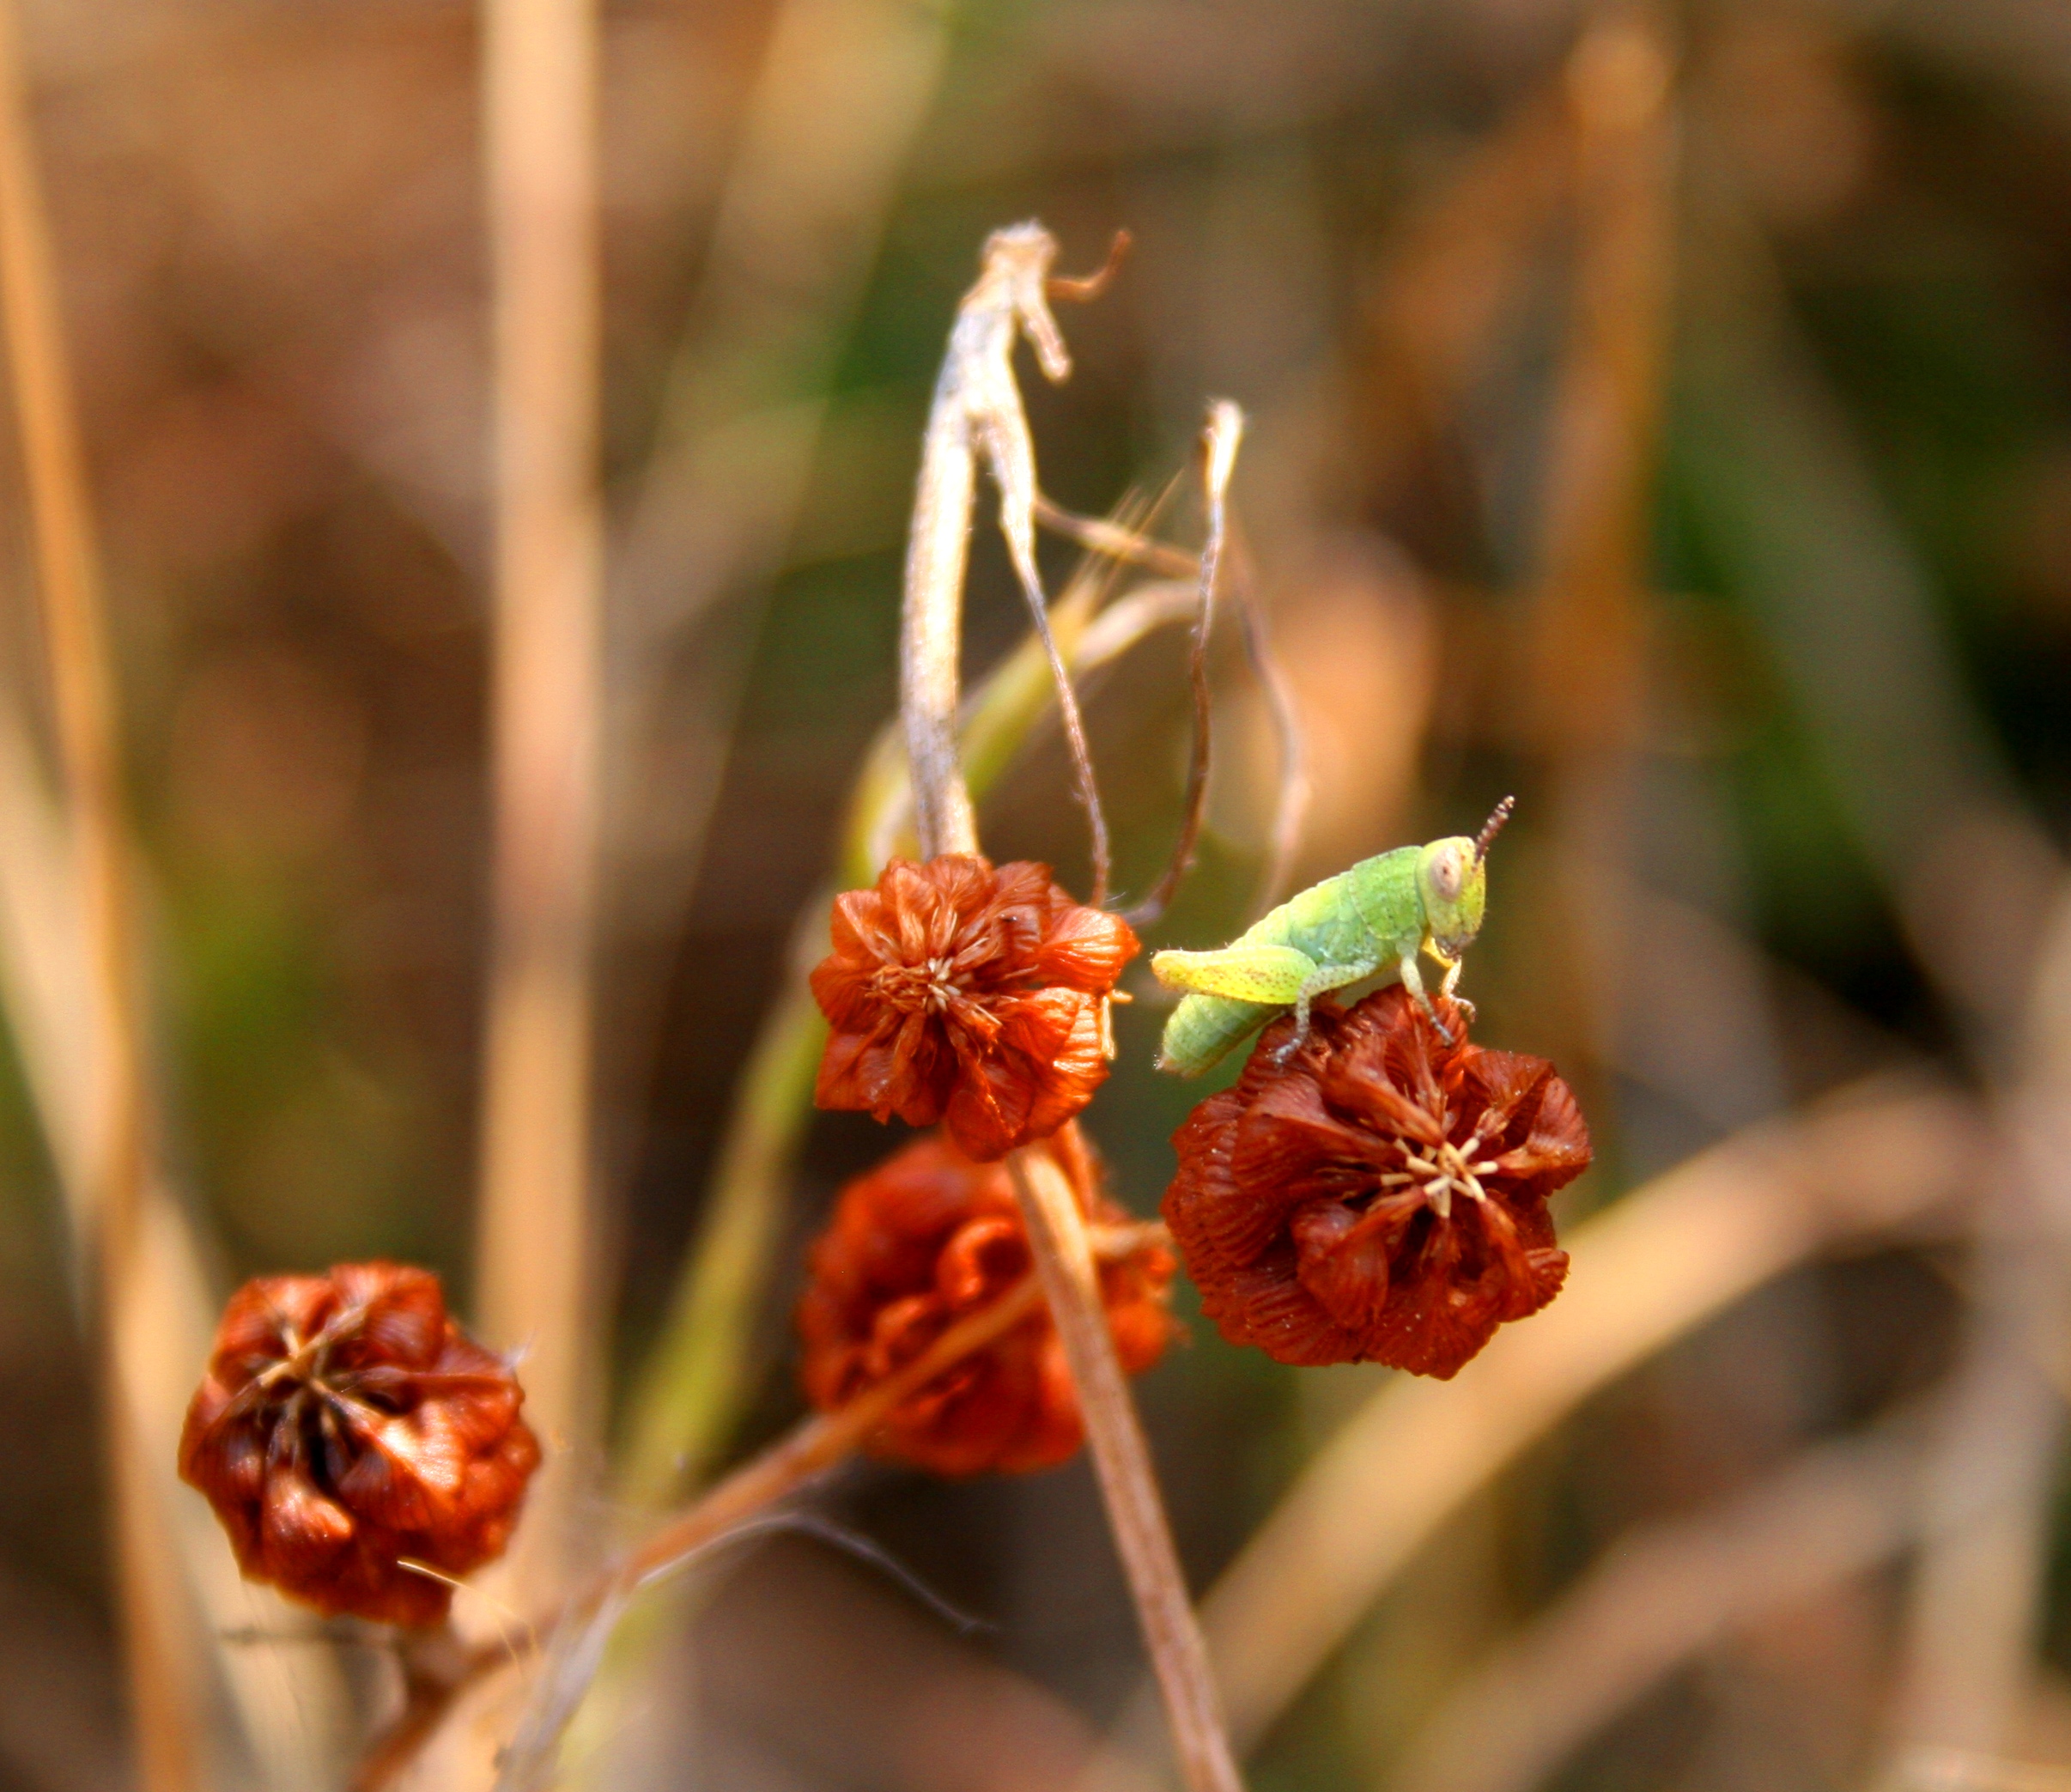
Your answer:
[1163,987,1589,1378]
[797,1129,1175,1475]
[811,855,1139,1161]
[179,1261,539,1626]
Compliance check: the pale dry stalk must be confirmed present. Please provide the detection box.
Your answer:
[1009,1146,1242,1792]
[477,0,604,1604]
[1123,400,1242,927]
[1396,1412,1928,1792]
[900,224,1244,1792]
[901,222,1111,896]
[0,3,201,1785]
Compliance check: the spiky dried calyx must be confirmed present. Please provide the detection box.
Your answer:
[797,1128,1175,1475]
[179,1261,539,1626]
[1163,987,1589,1379]
[810,854,1139,1162]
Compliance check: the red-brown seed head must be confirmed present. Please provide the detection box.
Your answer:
[797,1129,1175,1475]
[178,1261,540,1626]
[810,855,1139,1162]
[1163,987,1589,1379]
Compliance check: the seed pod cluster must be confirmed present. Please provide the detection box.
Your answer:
[179,1261,539,1626]
[811,854,1139,1162]
[1163,987,1589,1378]
[797,1128,1175,1474]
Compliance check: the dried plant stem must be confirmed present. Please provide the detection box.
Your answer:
[1033,494,1197,579]
[903,224,1112,893]
[902,313,984,857]
[477,0,604,1601]
[900,223,1243,1792]
[1008,1142,1243,1792]
[0,6,200,1787]
[355,1226,1164,1791]
[1124,401,1242,927]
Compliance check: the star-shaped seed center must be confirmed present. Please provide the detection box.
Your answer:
[875,954,964,1014]
[1378,1114,1503,1220]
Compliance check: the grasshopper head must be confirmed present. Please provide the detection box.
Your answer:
[1418,799,1512,962]
[1417,837,1485,961]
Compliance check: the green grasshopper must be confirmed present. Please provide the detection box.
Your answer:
[1151,798,1515,1075]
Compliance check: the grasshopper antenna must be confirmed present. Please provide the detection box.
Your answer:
[1474,795,1516,863]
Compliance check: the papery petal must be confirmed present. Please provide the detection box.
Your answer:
[797,1129,1171,1476]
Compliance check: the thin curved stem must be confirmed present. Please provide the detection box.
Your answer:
[353,1224,1167,1791]
[1123,401,1243,928]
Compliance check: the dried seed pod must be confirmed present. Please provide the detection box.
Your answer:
[179,1261,540,1626]
[1163,987,1589,1379]
[798,1129,1175,1475]
[811,854,1139,1161]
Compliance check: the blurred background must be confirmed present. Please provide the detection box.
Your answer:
[3,0,2071,1787]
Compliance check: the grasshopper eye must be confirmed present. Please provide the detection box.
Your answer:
[1429,846,1465,902]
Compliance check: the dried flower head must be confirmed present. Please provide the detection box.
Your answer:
[179,1261,540,1625]
[798,1128,1175,1475]
[811,854,1139,1161]
[1163,987,1589,1378]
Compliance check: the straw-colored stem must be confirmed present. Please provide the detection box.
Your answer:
[901,380,981,859]
[1009,1142,1243,1792]
[477,0,604,1600]
[355,1224,1165,1790]
[0,6,200,1787]
[897,227,1243,1792]
[1122,401,1242,927]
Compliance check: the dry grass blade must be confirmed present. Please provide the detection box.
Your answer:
[476,0,604,1605]
[0,728,351,1789]
[1225,532,1310,920]
[0,3,202,1783]
[1892,884,2071,1760]
[1895,1749,2071,1792]
[1124,401,1242,927]
[1185,1078,1983,1753]
[1394,1412,1927,1792]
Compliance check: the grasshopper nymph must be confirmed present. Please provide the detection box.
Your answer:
[1151,798,1515,1076]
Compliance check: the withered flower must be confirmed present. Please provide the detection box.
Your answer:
[798,1128,1175,1475]
[1163,987,1589,1379]
[811,854,1139,1161]
[179,1261,540,1626]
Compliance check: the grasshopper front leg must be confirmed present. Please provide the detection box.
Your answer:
[1398,952,1459,1046]
[1435,951,1475,1029]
